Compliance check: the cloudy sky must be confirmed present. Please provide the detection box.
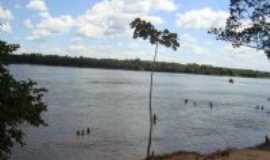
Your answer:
[0,0,269,71]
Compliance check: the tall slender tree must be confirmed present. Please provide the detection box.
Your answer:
[0,40,48,160]
[210,0,270,58]
[130,18,180,159]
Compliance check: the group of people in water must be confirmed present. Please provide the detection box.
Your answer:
[185,97,270,113]
[75,97,270,136]
[76,128,91,136]
[254,97,270,114]
[184,98,214,110]
[255,105,270,115]
[255,105,265,111]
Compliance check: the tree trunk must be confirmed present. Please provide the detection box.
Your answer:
[146,43,159,159]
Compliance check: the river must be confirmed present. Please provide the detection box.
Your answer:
[9,64,270,160]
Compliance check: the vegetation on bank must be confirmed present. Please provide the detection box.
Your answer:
[3,53,270,78]
[0,41,47,160]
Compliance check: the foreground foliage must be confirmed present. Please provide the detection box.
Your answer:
[0,40,47,160]
[211,0,270,58]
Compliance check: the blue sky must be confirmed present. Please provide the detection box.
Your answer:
[0,0,269,71]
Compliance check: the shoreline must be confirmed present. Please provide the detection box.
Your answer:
[8,63,270,80]
[150,137,270,160]
[4,53,270,78]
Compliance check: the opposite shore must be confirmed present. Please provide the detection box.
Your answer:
[3,53,270,79]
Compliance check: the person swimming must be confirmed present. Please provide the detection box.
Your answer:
[153,114,157,125]
[255,105,260,110]
[184,99,188,105]
[209,102,213,110]
[76,130,80,136]
[229,78,234,84]
[81,129,85,136]
[86,128,91,134]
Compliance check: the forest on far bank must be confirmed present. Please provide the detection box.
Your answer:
[3,53,270,78]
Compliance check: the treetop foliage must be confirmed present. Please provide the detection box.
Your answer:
[210,0,270,58]
[130,18,180,50]
[0,41,19,57]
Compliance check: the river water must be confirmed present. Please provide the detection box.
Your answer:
[8,64,270,160]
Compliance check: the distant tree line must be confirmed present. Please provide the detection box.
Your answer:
[3,53,270,78]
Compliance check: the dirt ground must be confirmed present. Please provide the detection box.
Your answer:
[151,140,270,160]
[152,149,270,160]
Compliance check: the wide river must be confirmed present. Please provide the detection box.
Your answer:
[9,64,270,160]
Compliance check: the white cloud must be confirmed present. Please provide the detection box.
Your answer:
[179,33,209,55]
[26,0,75,40]
[181,39,269,71]
[26,0,176,40]
[177,8,228,29]
[24,19,34,29]
[37,16,74,33]
[14,4,21,9]
[26,0,50,18]
[26,0,47,12]
[18,46,64,55]
[67,42,154,59]
[182,42,209,55]
[214,44,269,70]
[68,44,90,53]
[67,43,112,57]
[76,0,176,38]
[39,12,50,18]
[28,15,74,40]
[28,29,52,40]
[166,34,266,70]
[0,6,13,32]
[181,33,197,43]
[152,0,177,12]
[222,44,263,59]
